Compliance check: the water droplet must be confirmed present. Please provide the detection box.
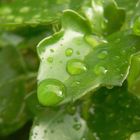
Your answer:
[98,50,108,59]
[44,130,47,133]
[94,65,108,75]
[67,105,76,115]
[50,49,54,52]
[65,48,73,56]
[106,85,114,89]
[20,6,30,13]
[51,130,54,133]
[66,59,87,75]
[130,131,140,140]
[73,123,81,130]
[37,79,66,106]
[47,57,53,63]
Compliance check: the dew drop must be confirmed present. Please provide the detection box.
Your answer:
[37,79,66,106]
[50,49,54,52]
[130,131,140,140]
[76,51,80,55]
[97,50,108,59]
[66,59,87,75]
[73,123,81,130]
[94,65,108,75]
[51,130,54,133]
[106,85,114,89]
[67,105,76,115]
[47,57,53,63]
[44,130,47,133]
[65,48,73,56]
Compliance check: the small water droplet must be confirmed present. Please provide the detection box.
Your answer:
[106,85,114,89]
[50,49,54,52]
[51,130,54,133]
[66,59,87,75]
[44,130,47,133]
[94,65,108,75]
[98,50,108,59]
[76,51,80,55]
[65,48,73,56]
[67,105,76,115]
[37,79,66,106]
[47,57,53,63]
[73,123,81,130]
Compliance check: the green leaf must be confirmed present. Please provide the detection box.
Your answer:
[37,10,140,106]
[81,0,125,35]
[29,107,95,140]
[127,52,140,98]
[0,0,85,27]
[0,46,28,136]
[115,0,139,29]
[87,85,140,140]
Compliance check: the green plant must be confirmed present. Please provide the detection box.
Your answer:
[0,0,140,140]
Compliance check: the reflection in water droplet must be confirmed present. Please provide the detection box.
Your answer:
[37,79,66,106]
[94,65,108,75]
[98,50,108,59]
[73,123,81,130]
[47,57,53,63]
[66,59,87,75]
[130,131,140,140]
[65,48,73,56]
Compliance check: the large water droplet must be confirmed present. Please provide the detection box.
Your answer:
[98,50,108,59]
[130,131,140,140]
[65,48,73,56]
[66,59,87,75]
[37,79,66,106]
